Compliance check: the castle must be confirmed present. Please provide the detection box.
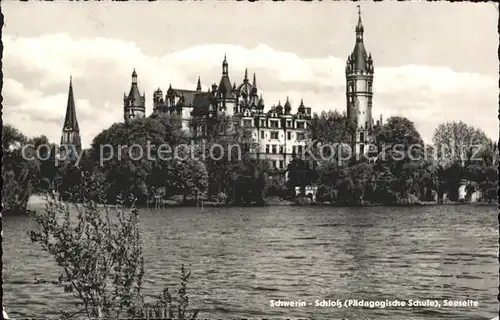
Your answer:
[61,7,382,169]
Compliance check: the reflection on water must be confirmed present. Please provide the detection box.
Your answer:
[3,204,498,319]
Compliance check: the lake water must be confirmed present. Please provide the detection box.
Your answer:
[3,204,498,320]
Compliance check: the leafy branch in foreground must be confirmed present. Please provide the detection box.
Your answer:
[139,265,199,320]
[29,179,199,319]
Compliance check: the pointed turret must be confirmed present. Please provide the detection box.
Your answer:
[250,73,258,96]
[347,5,371,72]
[60,76,82,153]
[276,100,283,114]
[196,76,202,91]
[222,53,228,75]
[132,69,137,83]
[258,94,265,110]
[124,69,146,123]
[298,99,305,114]
[216,54,235,100]
[284,96,292,115]
[355,5,364,37]
[243,68,248,82]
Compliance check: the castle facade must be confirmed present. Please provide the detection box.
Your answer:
[121,8,382,169]
[60,8,382,171]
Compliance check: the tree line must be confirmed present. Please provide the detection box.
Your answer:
[3,112,498,213]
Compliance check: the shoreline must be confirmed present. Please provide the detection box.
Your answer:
[23,194,497,210]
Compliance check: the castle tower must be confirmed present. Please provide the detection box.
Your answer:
[60,76,82,156]
[345,6,374,155]
[124,69,146,123]
[153,87,164,114]
[216,54,237,116]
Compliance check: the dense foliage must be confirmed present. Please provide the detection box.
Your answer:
[3,115,498,211]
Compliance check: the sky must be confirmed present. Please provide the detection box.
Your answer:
[3,2,499,148]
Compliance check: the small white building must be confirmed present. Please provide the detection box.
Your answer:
[458,184,467,202]
[295,186,318,202]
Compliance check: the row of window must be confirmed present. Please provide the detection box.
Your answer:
[243,119,307,129]
[347,81,373,92]
[260,131,306,141]
[192,125,307,141]
[264,145,304,154]
[270,160,285,170]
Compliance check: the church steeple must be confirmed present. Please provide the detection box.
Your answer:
[63,76,79,131]
[60,76,82,154]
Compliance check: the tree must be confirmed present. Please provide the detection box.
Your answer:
[286,158,318,193]
[2,125,40,214]
[373,117,433,204]
[28,135,59,193]
[311,110,352,144]
[227,157,269,205]
[29,181,199,319]
[432,121,491,166]
[376,116,424,156]
[90,115,189,204]
[171,147,209,203]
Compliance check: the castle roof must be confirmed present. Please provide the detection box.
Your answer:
[191,92,213,116]
[217,75,235,99]
[126,69,145,107]
[348,6,370,72]
[167,87,213,115]
[350,40,368,71]
[169,88,200,106]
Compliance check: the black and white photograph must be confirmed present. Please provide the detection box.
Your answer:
[1,1,499,320]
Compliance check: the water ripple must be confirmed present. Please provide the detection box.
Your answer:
[3,205,498,320]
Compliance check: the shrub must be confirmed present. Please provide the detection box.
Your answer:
[29,179,199,319]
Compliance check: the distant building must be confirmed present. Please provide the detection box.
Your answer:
[60,76,82,158]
